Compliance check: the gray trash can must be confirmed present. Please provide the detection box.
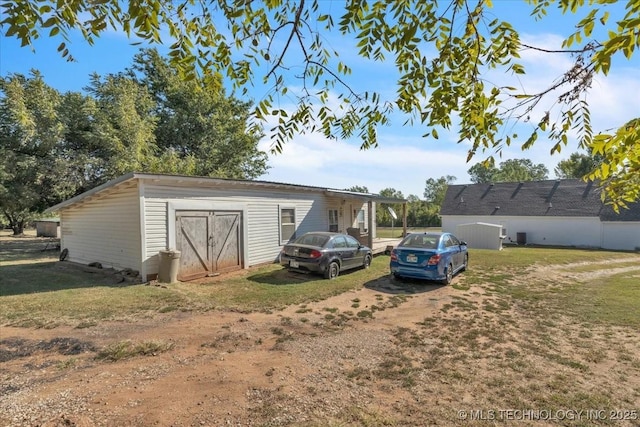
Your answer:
[158,250,181,283]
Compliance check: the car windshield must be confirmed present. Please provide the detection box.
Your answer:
[400,234,439,249]
[294,234,330,247]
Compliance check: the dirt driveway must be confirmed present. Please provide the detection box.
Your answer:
[2,256,640,426]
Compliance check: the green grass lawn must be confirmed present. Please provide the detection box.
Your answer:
[1,238,639,329]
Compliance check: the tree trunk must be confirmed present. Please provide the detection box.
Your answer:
[12,222,25,235]
[3,211,25,236]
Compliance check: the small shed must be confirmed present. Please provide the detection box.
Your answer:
[455,222,505,250]
[35,218,60,238]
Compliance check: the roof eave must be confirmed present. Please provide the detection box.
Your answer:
[45,172,407,213]
[44,172,137,213]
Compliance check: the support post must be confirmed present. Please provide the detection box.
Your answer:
[367,200,374,249]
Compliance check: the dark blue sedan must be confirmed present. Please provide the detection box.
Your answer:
[389,232,468,284]
[280,232,372,279]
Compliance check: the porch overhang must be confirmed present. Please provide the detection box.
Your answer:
[325,190,408,249]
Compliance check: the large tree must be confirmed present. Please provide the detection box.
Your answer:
[2,0,639,205]
[555,151,604,179]
[0,72,75,234]
[404,195,439,228]
[376,187,404,226]
[424,175,457,208]
[421,175,457,226]
[127,49,268,179]
[468,159,549,183]
[86,73,159,179]
[0,54,269,232]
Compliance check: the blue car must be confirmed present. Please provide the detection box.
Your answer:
[389,232,468,284]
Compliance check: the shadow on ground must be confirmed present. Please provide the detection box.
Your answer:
[247,265,364,285]
[364,275,442,295]
[1,235,141,296]
[0,236,61,263]
[0,261,141,297]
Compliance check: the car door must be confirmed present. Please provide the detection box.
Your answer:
[332,235,357,269]
[344,235,363,269]
[445,234,462,269]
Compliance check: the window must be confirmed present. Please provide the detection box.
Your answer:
[328,209,339,232]
[444,235,455,247]
[357,209,365,232]
[332,236,347,248]
[279,207,296,244]
[345,235,360,248]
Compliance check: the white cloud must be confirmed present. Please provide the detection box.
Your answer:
[259,130,471,197]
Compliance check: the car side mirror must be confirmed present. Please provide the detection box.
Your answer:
[460,241,467,246]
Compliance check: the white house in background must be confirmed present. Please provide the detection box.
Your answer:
[440,179,640,251]
[45,172,405,281]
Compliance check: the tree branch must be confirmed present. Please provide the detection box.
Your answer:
[265,0,305,80]
[520,42,600,55]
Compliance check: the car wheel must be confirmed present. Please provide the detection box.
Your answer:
[442,264,453,285]
[461,254,469,271]
[363,255,372,269]
[324,261,340,279]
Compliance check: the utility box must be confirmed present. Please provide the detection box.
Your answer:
[455,222,505,250]
[516,232,527,245]
[158,250,181,283]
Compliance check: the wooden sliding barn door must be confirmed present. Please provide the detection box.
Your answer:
[175,210,243,281]
[211,211,242,274]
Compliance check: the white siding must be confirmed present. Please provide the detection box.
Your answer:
[602,222,640,251]
[59,183,142,271]
[443,215,601,248]
[141,181,331,275]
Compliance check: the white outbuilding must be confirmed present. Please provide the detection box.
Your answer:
[45,172,406,281]
[455,222,505,250]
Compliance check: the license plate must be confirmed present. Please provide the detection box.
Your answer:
[406,254,417,263]
[290,260,299,268]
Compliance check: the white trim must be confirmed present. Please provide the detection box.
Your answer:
[357,208,366,232]
[328,208,339,232]
[278,205,296,245]
[138,180,147,279]
[167,199,249,269]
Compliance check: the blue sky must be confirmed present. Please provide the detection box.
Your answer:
[2,1,639,198]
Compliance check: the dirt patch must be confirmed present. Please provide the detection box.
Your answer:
[1,262,639,426]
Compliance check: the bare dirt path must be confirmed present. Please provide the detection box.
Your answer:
[2,254,640,426]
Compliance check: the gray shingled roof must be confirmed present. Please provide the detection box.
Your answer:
[441,179,640,221]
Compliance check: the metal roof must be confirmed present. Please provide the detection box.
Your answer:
[45,172,406,212]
